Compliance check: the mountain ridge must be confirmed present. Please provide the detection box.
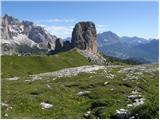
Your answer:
[97,31,159,63]
[1,14,63,55]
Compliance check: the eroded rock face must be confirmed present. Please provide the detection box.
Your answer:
[71,22,97,53]
[55,38,63,50]
[1,14,62,55]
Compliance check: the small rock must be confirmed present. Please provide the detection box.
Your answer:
[133,98,145,107]
[40,102,53,109]
[104,82,109,86]
[47,84,52,89]
[31,76,42,81]
[24,80,32,82]
[89,76,93,79]
[77,91,91,96]
[127,104,133,108]
[1,102,8,107]
[131,91,139,94]
[128,95,141,100]
[116,109,129,119]
[110,88,114,91]
[6,77,19,81]
[83,111,91,118]
[129,116,135,119]
[4,113,8,117]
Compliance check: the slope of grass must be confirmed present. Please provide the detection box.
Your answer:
[1,49,91,78]
[1,64,159,119]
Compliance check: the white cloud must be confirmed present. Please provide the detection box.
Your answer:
[36,18,75,23]
[40,25,74,38]
[37,24,108,39]
[96,24,108,33]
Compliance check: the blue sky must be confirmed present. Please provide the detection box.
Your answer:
[1,1,158,39]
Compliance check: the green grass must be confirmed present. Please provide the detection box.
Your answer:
[1,48,158,118]
[1,64,159,118]
[1,49,91,78]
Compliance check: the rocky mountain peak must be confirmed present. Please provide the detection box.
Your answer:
[71,21,97,53]
[1,14,63,55]
[3,14,20,25]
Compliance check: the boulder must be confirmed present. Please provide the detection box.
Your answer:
[71,22,97,53]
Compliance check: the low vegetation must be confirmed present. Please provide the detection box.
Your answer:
[1,59,159,118]
[16,44,47,55]
[1,49,91,78]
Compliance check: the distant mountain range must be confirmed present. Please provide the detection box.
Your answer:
[1,14,158,63]
[97,31,159,63]
[1,14,64,55]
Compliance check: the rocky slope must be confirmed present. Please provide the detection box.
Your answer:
[1,14,63,55]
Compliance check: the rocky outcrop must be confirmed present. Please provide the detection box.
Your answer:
[71,22,97,53]
[78,49,110,65]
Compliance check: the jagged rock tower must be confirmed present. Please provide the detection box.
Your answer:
[71,21,97,53]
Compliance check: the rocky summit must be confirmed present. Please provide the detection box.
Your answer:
[71,22,97,54]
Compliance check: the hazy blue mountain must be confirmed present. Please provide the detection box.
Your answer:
[97,31,120,47]
[97,31,159,63]
[121,36,149,46]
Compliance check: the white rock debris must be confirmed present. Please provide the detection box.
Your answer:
[24,80,32,82]
[47,84,52,89]
[127,104,133,108]
[5,77,19,81]
[83,111,91,118]
[40,102,53,109]
[127,90,145,108]
[89,76,93,79]
[128,95,141,100]
[4,113,8,117]
[110,88,114,91]
[131,91,139,94]
[116,109,129,119]
[77,91,91,96]
[129,116,135,119]
[133,98,145,107]
[118,65,158,81]
[106,74,115,79]
[1,102,8,107]
[30,65,105,81]
[119,65,158,74]
[104,82,109,85]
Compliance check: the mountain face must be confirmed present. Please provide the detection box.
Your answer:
[1,14,63,55]
[121,36,149,46]
[97,31,159,63]
[97,31,120,47]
